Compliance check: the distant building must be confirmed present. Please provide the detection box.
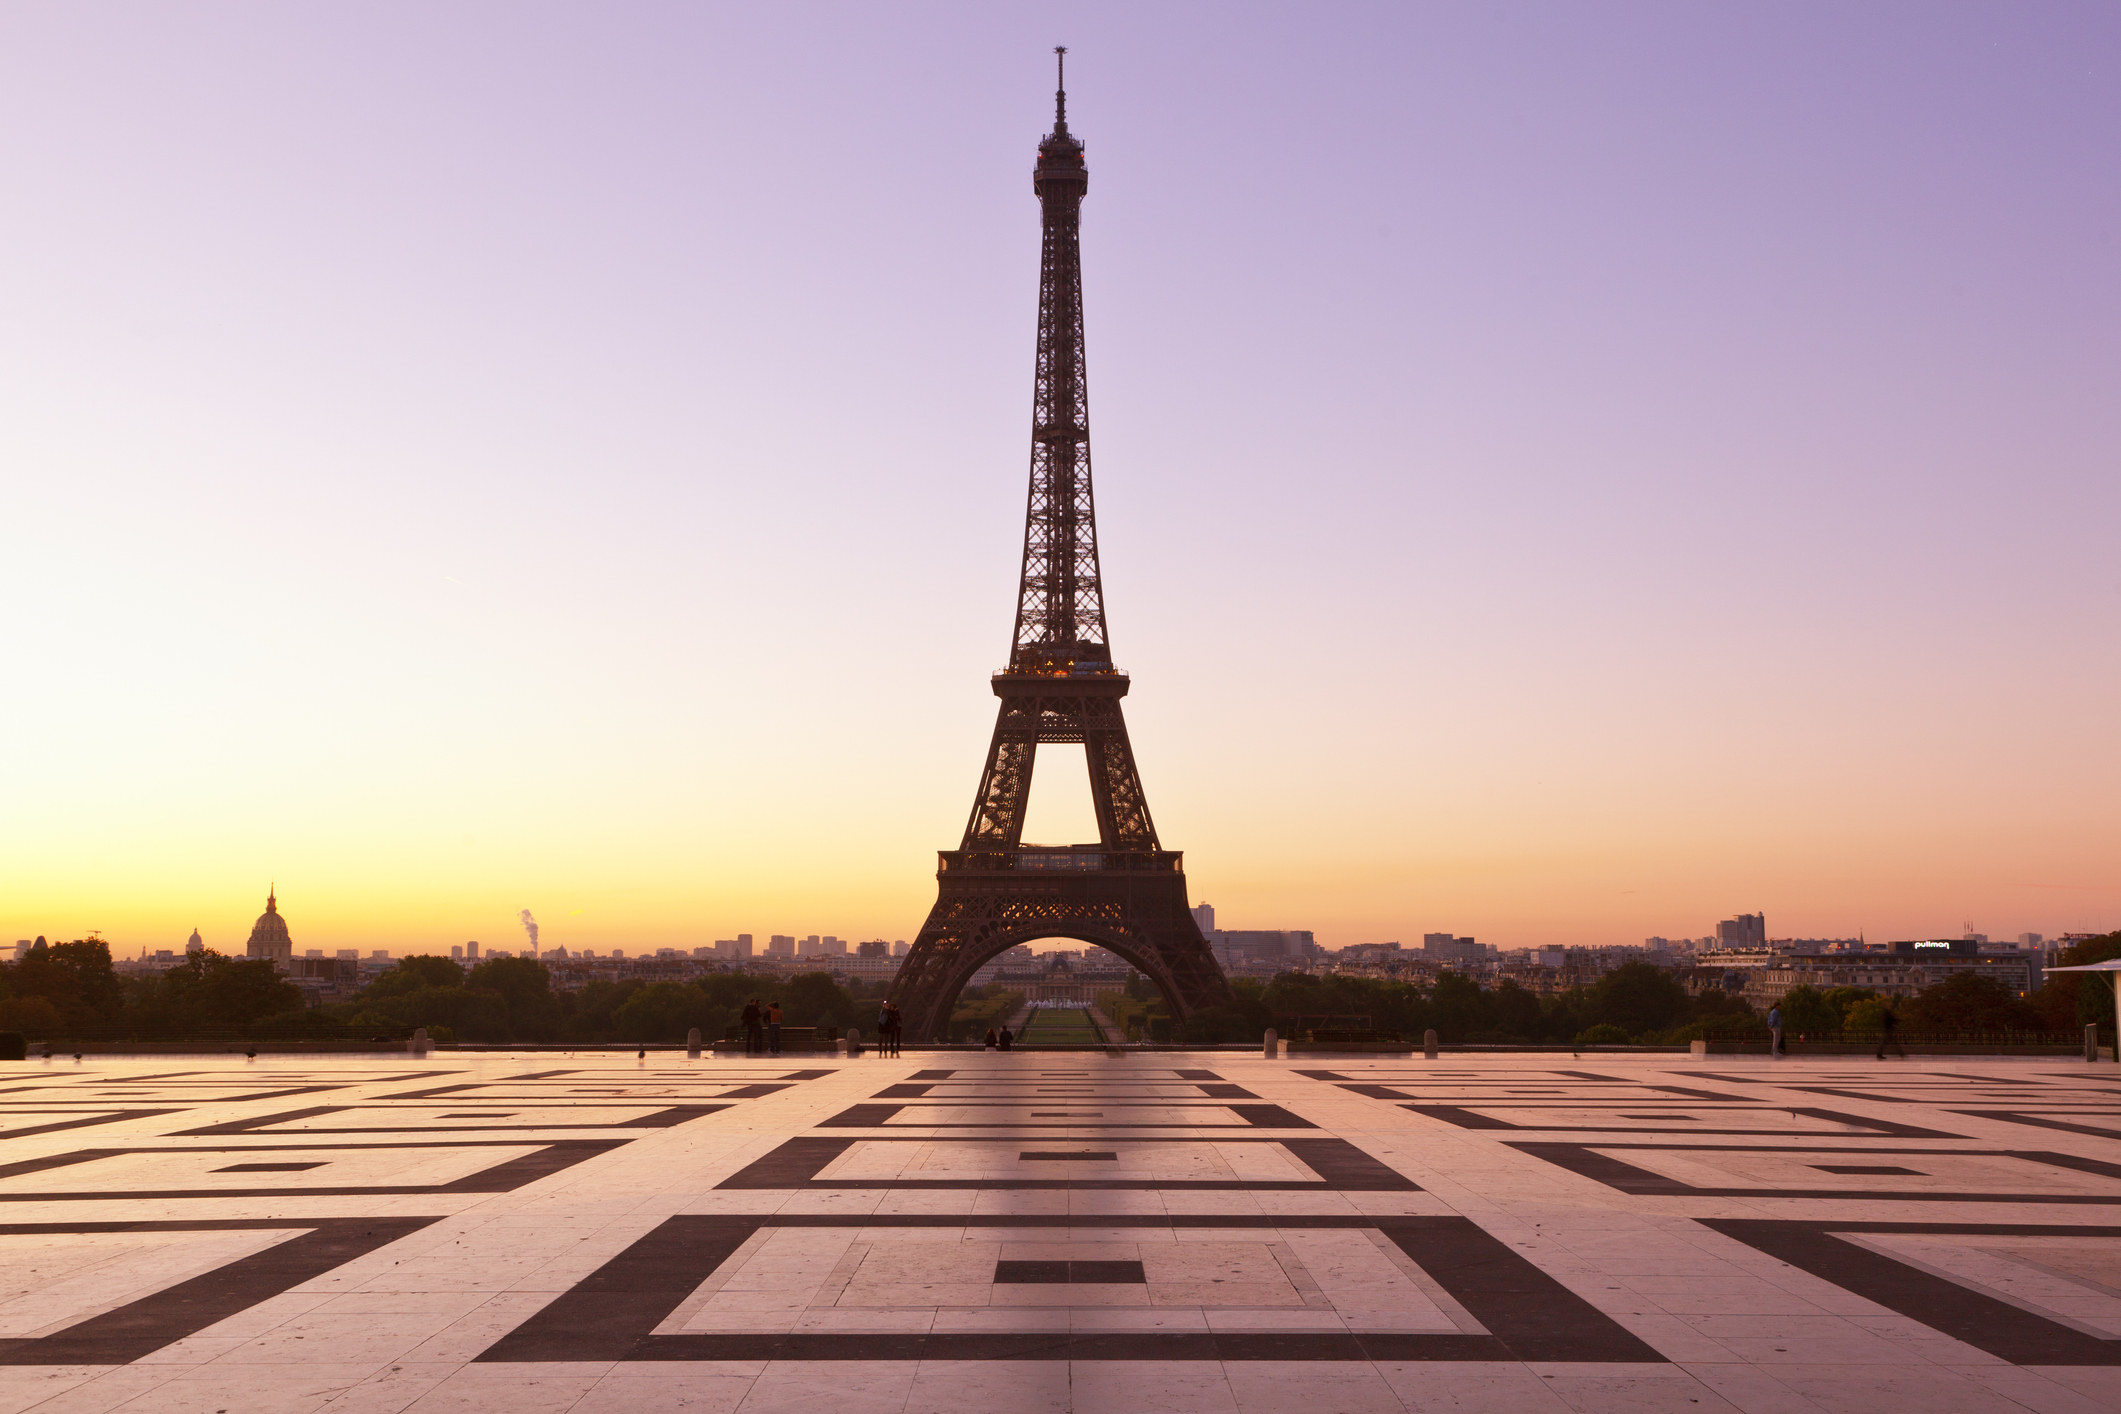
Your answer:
[186,928,205,955]
[243,888,293,968]
[768,935,795,956]
[1422,933,1485,967]
[1212,930,1314,972]
[891,940,909,957]
[467,941,480,959]
[1744,941,2036,1005]
[1191,903,1215,934]
[450,945,464,960]
[857,940,889,957]
[1717,913,1767,947]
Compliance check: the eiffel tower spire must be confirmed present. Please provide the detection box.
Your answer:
[888,56,1232,1042]
[1011,43,1104,672]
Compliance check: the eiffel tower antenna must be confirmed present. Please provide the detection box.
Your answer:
[889,55,1232,1042]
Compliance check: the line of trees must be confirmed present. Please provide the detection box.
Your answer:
[1111,931,2121,1046]
[2,929,2113,1047]
[0,939,895,1045]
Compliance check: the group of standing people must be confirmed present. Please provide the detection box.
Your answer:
[739,998,783,1056]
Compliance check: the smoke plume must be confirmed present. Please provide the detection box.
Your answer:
[519,909,539,954]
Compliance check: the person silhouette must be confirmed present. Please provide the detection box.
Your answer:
[1876,1002,1906,1060]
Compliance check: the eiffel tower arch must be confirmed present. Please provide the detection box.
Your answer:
[890,52,1234,1042]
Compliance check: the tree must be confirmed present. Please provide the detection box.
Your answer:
[1904,971,2041,1034]
[780,972,856,1031]
[466,957,561,1041]
[2034,931,2121,1032]
[1488,979,1543,1040]
[1777,985,1845,1036]
[6,938,124,1024]
[1428,972,1489,1041]
[153,951,303,1027]
[363,956,467,999]
[1586,963,1689,1038]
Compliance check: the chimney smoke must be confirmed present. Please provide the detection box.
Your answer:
[519,909,539,955]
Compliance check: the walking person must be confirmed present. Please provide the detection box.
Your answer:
[742,998,764,1057]
[1876,1001,1906,1060]
[1768,1004,1785,1058]
[882,1001,902,1058]
[766,1000,783,1056]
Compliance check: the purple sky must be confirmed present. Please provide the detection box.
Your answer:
[3,4,2118,953]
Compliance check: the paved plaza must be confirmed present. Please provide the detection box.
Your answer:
[0,1052,2113,1412]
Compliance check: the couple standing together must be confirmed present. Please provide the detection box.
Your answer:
[740,998,781,1055]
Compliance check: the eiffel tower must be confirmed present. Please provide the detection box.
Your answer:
[890,51,1234,1042]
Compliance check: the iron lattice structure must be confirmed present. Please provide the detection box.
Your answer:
[891,54,1233,1042]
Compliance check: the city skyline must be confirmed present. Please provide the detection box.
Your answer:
[6,5,2119,955]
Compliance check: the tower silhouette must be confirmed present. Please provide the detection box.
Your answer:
[889,52,1233,1042]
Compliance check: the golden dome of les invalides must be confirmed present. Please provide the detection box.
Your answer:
[243,887,292,965]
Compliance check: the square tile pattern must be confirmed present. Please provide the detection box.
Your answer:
[0,1055,2107,1412]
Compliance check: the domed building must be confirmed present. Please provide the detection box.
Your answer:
[185,927,204,955]
[244,887,292,967]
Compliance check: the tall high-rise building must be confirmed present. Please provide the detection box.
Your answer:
[1192,903,1216,934]
[768,935,795,957]
[467,941,480,959]
[1716,913,1767,947]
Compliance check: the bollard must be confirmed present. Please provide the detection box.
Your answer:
[2089,1024,2102,1064]
[411,1027,429,1058]
[1424,1029,1438,1060]
[1262,1028,1277,1059]
[687,1027,702,1060]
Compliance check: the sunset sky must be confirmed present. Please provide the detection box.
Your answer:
[4,4,2118,957]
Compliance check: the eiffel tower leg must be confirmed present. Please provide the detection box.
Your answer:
[1083,727,1156,849]
[963,709,1036,849]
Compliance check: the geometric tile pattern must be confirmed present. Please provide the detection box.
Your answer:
[0,1055,2111,1412]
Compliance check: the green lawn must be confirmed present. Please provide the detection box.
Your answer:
[1014,1007,1104,1044]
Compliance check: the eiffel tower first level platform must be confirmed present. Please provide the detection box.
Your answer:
[889,54,1233,1041]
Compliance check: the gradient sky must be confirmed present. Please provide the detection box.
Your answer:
[4,3,2118,957]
